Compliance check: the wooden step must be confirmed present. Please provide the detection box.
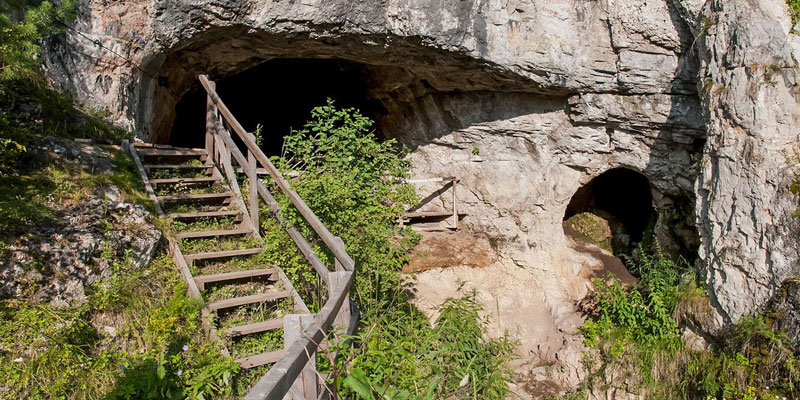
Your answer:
[157,192,232,203]
[184,247,263,264]
[133,143,180,149]
[402,211,467,219]
[150,177,220,185]
[225,317,283,337]
[138,148,207,157]
[175,228,251,240]
[194,268,277,291]
[236,349,285,369]
[168,210,241,220]
[144,164,213,171]
[206,291,291,312]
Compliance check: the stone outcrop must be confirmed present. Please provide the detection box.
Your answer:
[0,137,161,307]
[691,0,800,323]
[40,0,799,396]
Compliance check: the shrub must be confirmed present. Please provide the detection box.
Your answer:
[268,101,515,399]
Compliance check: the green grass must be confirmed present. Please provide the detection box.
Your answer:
[229,331,284,359]
[168,216,239,234]
[788,0,800,31]
[155,183,227,196]
[179,236,264,255]
[0,253,242,399]
[571,241,800,400]
[217,298,294,331]
[192,255,266,275]
[0,146,152,243]
[203,279,284,303]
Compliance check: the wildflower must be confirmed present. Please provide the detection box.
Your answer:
[13,357,23,363]
[182,344,189,352]
[120,365,126,371]
[177,370,183,377]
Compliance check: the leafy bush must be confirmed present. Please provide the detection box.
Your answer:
[575,240,800,400]
[581,243,684,350]
[339,294,515,400]
[263,101,515,399]
[788,0,800,31]
[0,253,240,400]
[272,99,417,302]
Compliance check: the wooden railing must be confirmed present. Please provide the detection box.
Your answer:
[198,74,356,400]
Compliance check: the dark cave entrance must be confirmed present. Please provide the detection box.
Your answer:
[168,58,386,156]
[563,168,656,259]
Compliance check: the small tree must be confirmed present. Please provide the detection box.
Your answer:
[274,99,418,302]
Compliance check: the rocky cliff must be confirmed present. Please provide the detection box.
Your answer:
[40,0,800,395]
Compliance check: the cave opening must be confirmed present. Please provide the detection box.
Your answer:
[563,168,656,259]
[168,58,386,156]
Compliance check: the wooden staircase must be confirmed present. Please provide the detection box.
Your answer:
[128,142,309,370]
[128,74,359,400]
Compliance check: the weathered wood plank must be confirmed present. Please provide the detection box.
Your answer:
[243,271,353,400]
[194,268,276,291]
[174,228,251,240]
[183,247,263,264]
[214,126,261,238]
[248,150,259,235]
[150,177,219,185]
[144,164,213,170]
[168,210,240,220]
[225,318,283,337]
[157,192,232,203]
[125,141,163,215]
[402,211,467,218]
[138,148,206,157]
[236,350,286,369]
[284,314,318,398]
[206,291,291,311]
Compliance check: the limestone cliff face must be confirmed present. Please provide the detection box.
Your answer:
[691,0,800,323]
[43,0,798,338]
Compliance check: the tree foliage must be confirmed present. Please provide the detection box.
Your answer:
[270,100,515,399]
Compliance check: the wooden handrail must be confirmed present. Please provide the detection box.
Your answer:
[198,74,356,400]
[199,74,354,272]
[214,120,331,284]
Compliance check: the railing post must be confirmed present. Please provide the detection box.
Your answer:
[329,268,351,337]
[205,80,216,163]
[248,150,259,231]
[452,178,458,230]
[283,314,317,400]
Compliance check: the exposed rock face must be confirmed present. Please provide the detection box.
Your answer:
[690,0,800,323]
[41,0,799,396]
[0,138,161,307]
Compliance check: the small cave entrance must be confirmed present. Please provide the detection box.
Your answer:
[168,58,386,156]
[563,168,656,260]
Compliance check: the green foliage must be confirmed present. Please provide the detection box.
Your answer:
[576,241,800,400]
[337,294,516,399]
[581,243,684,350]
[0,0,74,86]
[273,99,418,303]
[788,0,800,32]
[0,1,130,177]
[261,101,514,398]
[0,254,240,399]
